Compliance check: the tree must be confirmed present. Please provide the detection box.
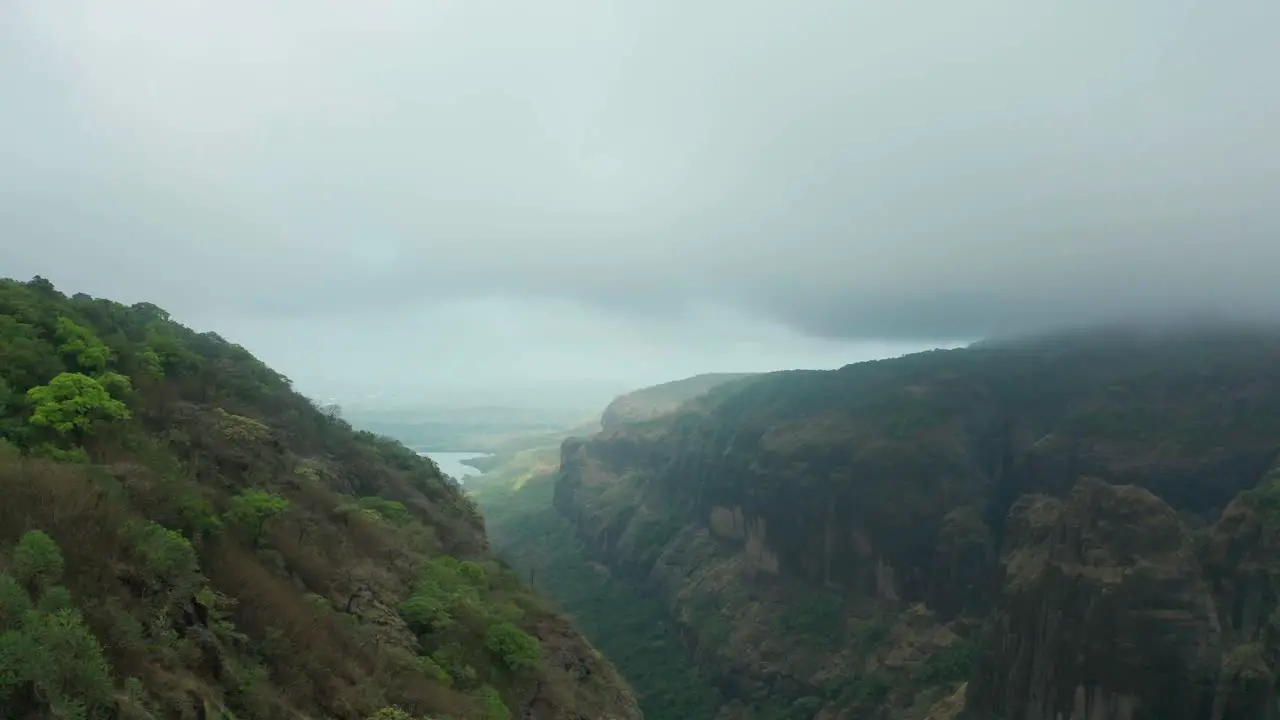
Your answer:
[12,531,64,595]
[2,608,114,717]
[484,621,542,672]
[54,317,111,374]
[227,489,290,546]
[137,350,165,382]
[26,373,130,439]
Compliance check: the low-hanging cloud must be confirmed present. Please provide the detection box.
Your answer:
[3,0,1279,342]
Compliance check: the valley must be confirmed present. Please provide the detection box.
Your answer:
[7,2,1275,717]
[432,328,1280,719]
[7,273,1280,720]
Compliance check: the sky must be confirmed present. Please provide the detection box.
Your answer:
[2,1,1278,409]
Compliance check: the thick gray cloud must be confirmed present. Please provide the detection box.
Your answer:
[2,1,1278,402]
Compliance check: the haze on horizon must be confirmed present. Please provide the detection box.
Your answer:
[3,1,1277,409]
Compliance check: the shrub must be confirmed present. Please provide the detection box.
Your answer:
[475,685,510,720]
[124,519,200,594]
[12,529,64,593]
[400,593,454,635]
[484,622,541,672]
[37,585,73,614]
[227,489,289,546]
[917,638,977,683]
[2,608,115,717]
[0,573,30,631]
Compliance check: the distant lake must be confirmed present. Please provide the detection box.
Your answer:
[419,451,490,483]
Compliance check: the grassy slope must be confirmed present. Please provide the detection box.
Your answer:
[0,276,637,720]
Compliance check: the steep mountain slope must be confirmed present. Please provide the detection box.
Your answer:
[553,325,1280,718]
[0,276,641,720]
[463,373,762,718]
[599,374,756,431]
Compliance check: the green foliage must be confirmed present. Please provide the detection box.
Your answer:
[0,377,13,416]
[0,277,634,719]
[55,316,112,373]
[399,554,544,692]
[468,465,722,719]
[409,653,453,686]
[13,608,115,715]
[475,684,511,720]
[13,529,64,593]
[38,584,74,614]
[341,495,411,525]
[226,488,289,544]
[32,443,91,464]
[26,372,130,436]
[916,638,978,684]
[123,519,201,597]
[97,370,133,397]
[779,590,846,643]
[137,349,165,381]
[0,573,30,631]
[400,591,454,634]
[0,536,114,719]
[485,622,542,672]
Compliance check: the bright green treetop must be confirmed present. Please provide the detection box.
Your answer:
[227,489,290,545]
[26,372,131,436]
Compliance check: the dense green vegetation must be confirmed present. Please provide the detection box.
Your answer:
[467,457,723,720]
[0,276,637,720]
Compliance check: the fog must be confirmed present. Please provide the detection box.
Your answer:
[3,1,1276,407]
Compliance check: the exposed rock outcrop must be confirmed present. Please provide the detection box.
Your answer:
[964,480,1222,719]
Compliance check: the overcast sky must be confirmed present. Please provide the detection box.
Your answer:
[2,1,1277,409]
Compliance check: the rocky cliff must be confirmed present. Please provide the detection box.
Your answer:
[963,480,1222,719]
[553,326,1280,719]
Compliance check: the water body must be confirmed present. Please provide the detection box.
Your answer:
[419,451,491,483]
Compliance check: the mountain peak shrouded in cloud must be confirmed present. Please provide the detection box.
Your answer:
[3,1,1278,398]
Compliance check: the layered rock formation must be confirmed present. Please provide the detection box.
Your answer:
[964,480,1222,719]
[552,327,1280,719]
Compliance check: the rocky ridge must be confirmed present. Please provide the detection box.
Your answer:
[553,327,1280,719]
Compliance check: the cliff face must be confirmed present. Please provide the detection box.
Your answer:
[964,480,1222,720]
[553,327,1280,718]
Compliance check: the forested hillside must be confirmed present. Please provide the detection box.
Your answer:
[0,276,640,720]
[553,325,1280,719]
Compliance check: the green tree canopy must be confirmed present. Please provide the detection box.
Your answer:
[54,317,112,373]
[26,372,130,437]
[227,489,290,545]
[12,530,64,594]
